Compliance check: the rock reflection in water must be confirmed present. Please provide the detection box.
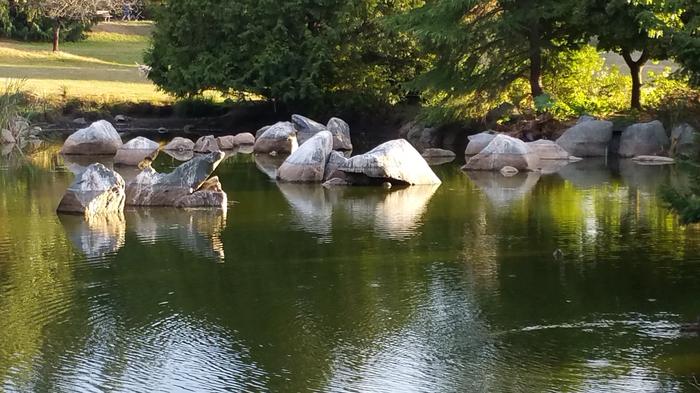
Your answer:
[58,214,126,259]
[125,208,227,261]
[618,159,672,192]
[61,154,115,175]
[466,171,541,207]
[255,154,287,179]
[557,158,612,188]
[278,184,439,241]
[162,149,194,162]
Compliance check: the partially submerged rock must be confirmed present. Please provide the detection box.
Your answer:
[527,139,570,160]
[556,120,613,157]
[327,117,353,151]
[253,122,298,154]
[465,131,497,155]
[61,120,123,155]
[292,114,327,146]
[163,137,194,151]
[277,131,333,182]
[631,155,675,165]
[323,150,348,182]
[463,134,538,172]
[114,136,160,166]
[339,139,441,185]
[255,125,271,140]
[56,163,126,217]
[194,135,221,153]
[422,148,456,158]
[233,132,255,145]
[618,120,669,158]
[125,152,227,208]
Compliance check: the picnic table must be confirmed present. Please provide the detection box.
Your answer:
[96,10,111,22]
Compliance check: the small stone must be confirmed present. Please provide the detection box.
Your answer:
[194,135,221,153]
[163,137,194,152]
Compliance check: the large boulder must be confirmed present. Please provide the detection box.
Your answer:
[194,135,221,153]
[323,151,348,182]
[326,117,353,151]
[463,134,538,171]
[125,152,227,208]
[255,125,271,140]
[61,120,123,155]
[277,131,333,182]
[292,114,327,146]
[114,137,160,166]
[527,139,570,160]
[671,123,697,158]
[618,120,669,158]
[465,131,497,155]
[56,163,126,216]
[339,139,441,185]
[556,120,613,157]
[216,135,236,150]
[163,137,194,151]
[233,132,255,145]
[253,121,298,154]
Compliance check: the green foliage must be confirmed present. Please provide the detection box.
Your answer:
[0,1,91,42]
[146,0,426,111]
[662,165,700,224]
[0,80,29,132]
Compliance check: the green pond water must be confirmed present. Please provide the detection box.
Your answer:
[1,144,700,392]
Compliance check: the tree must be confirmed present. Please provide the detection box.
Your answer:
[24,0,124,51]
[146,0,426,111]
[672,1,700,86]
[579,0,682,110]
[390,0,586,120]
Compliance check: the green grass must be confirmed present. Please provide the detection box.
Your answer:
[0,21,172,105]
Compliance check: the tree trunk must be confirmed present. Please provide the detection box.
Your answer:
[52,22,60,52]
[528,25,544,98]
[621,49,649,110]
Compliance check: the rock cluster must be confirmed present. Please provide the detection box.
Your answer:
[254,115,354,154]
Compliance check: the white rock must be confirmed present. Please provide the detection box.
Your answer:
[463,134,538,171]
[56,163,126,216]
[253,121,298,154]
[465,131,497,155]
[277,131,333,182]
[114,137,160,166]
[163,137,194,151]
[292,114,327,146]
[61,120,123,155]
[326,117,353,150]
[233,132,255,145]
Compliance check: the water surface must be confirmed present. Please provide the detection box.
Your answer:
[1,145,700,392]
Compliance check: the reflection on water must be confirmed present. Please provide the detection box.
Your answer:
[1,143,700,392]
[58,214,126,259]
[125,208,227,261]
[254,153,286,180]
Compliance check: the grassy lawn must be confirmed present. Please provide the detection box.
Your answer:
[0,21,172,104]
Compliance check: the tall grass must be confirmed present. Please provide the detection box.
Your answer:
[0,80,28,137]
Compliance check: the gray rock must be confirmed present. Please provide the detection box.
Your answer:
[253,121,298,154]
[463,134,538,171]
[56,163,126,216]
[194,135,221,153]
[556,120,613,157]
[114,137,160,166]
[277,131,333,182]
[577,115,596,124]
[618,120,669,158]
[327,117,353,150]
[323,150,348,182]
[465,131,497,155]
[61,120,123,155]
[631,155,675,165]
[73,117,87,125]
[255,125,271,140]
[422,148,456,158]
[671,123,697,157]
[233,132,255,145]
[292,114,327,146]
[125,152,227,208]
[339,139,441,185]
[163,137,194,152]
[216,135,236,150]
[527,139,570,160]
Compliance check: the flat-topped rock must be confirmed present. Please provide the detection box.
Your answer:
[619,120,669,158]
[527,139,570,160]
[631,155,675,165]
[163,137,194,151]
[57,163,125,217]
[254,121,298,154]
[339,139,441,185]
[556,120,613,157]
[61,120,123,155]
[277,131,333,182]
[125,152,227,208]
[194,135,221,153]
[233,132,255,145]
[422,148,456,158]
[463,134,538,171]
[114,137,160,166]
[326,117,353,150]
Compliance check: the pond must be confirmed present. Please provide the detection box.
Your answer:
[1,144,700,392]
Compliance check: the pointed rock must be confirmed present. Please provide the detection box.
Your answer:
[61,120,123,155]
[114,137,160,166]
[57,163,126,216]
[292,114,327,146]
[253,121,298,154]
[277,131,333,182]
[194,135,221,153]
[327,117,353,150]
